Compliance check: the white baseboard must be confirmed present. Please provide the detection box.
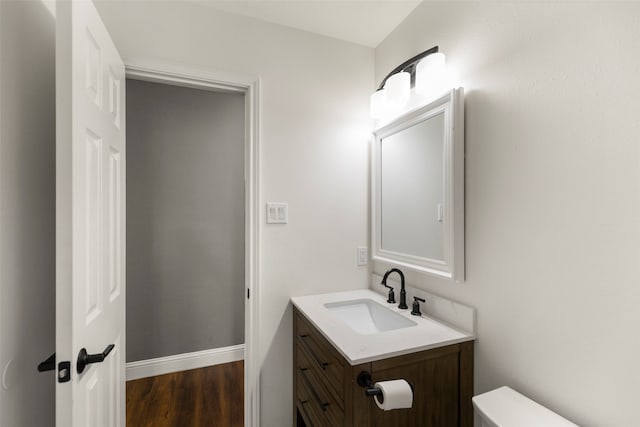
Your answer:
[126,344,245,381]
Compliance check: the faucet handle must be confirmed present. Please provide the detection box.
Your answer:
[411,297,426,316]
[386,288,396,304]
[381,282,396,304]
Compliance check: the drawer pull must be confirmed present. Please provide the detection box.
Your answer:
[299,335,330,370]
[299,367,330,412]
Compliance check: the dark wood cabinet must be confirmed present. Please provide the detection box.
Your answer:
[293,307,474,427]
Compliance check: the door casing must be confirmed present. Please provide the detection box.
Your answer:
[125,58,261,427]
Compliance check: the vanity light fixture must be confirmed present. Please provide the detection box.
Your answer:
[370,46,446,119]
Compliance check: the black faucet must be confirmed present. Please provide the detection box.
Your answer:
[381,268,407,309]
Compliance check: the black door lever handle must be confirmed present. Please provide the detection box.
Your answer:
[76,344,115,374]
[37,353,56,372]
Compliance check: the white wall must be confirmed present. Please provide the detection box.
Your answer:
[94,2,373,425]
[375,3,640,426]
[0,1,56,425]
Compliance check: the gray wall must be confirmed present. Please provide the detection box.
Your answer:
[126,79,245,362]
[0,1,56,425]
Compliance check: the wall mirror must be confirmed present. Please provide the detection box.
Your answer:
[372,88,464,281]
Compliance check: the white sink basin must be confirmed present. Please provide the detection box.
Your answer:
[324,299,417,334]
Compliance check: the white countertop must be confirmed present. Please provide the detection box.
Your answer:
[291,289,475,365]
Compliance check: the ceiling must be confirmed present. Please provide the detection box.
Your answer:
[190,0,422,47]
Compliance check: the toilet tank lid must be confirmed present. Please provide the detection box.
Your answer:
[472,386,578,427]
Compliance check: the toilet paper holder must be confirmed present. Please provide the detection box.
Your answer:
[357,371,383,399]
[357,371,414,403]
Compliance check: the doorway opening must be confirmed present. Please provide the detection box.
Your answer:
[124,64,260,426]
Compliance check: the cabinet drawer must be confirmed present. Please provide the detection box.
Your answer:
[296,345,344,410]
[295,312,344,400]
[296,364,344,427]
[296,373,324,427]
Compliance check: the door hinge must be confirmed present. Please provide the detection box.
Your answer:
[58,361,71,383]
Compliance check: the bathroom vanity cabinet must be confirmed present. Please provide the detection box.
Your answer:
[293,307,474,427]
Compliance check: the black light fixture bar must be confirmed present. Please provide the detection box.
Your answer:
[376,45,439,91]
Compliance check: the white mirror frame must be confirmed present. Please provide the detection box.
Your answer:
[372,88,464,282]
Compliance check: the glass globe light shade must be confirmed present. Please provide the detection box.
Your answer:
[384,71,410,110]
[370,89,387,119]
[415,52,446,95]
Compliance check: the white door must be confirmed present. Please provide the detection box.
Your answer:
[56,1,126,426]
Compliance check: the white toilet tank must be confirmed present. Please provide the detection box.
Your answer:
[472,386,578,427]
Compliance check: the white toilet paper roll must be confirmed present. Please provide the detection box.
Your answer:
[373,379,413,411]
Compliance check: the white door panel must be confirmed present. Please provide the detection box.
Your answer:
[56,1,125,426]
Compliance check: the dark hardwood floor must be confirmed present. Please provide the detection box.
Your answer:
[126,361,244,427]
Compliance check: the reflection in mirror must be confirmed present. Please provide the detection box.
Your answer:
[381,112,444,260]
[372,88,464,282]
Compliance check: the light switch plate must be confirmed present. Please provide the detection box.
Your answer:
[266,202,288,224]
[357,246,368,267]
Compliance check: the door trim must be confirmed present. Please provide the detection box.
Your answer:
[125,58,261,427]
